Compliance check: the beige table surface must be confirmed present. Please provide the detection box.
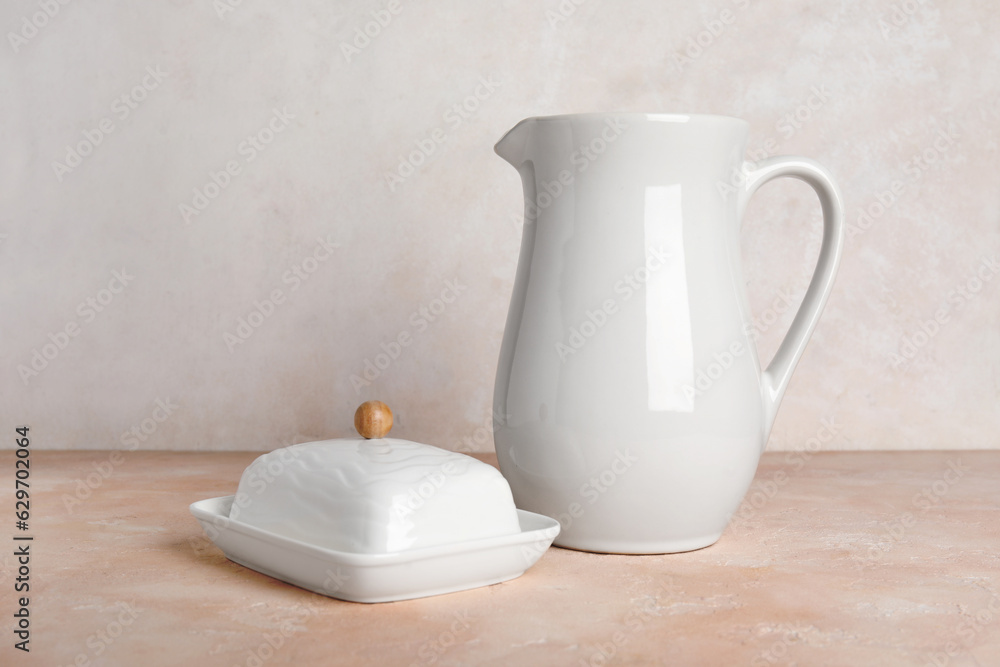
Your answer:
[2,450,998,667]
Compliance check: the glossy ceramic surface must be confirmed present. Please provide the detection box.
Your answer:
[233,438,521,554]
[493,113,844,554]
[190,496,560,603]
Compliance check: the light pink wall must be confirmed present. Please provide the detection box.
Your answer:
[1,0,997,451]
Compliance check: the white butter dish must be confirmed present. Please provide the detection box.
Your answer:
[190,496,559,603]
[189,403,559,602]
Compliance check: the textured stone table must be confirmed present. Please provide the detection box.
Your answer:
[2,450,998,666]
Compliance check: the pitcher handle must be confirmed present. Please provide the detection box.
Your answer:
[738,156,845,439]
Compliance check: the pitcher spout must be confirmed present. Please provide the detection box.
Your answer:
[495,118,533,167]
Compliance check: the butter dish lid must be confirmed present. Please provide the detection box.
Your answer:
[232,434,522,554]
[231,401,522,554]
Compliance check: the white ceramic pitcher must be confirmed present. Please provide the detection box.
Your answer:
[493,113,843,554]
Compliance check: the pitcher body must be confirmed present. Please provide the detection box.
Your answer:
[493,113,843,553]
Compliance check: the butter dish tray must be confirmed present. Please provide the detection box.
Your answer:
[190,495,560,603]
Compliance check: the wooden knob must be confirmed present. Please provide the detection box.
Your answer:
[355,401,393,439]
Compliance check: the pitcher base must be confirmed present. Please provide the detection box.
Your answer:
[552,531,723,555]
